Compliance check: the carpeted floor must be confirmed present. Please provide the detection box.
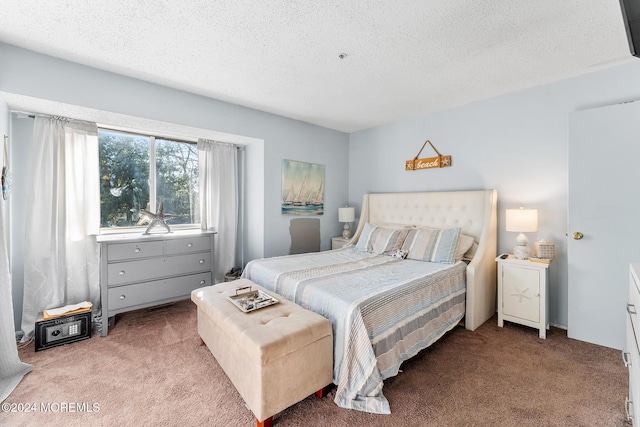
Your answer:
[1,300,631,427]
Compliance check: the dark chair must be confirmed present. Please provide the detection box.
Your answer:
[289,218,321,254]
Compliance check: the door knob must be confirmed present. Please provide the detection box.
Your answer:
[572,231,584,240]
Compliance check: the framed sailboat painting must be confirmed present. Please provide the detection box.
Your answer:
[281,159,324,215]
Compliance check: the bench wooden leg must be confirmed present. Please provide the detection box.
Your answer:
[315,385,330,398]
[255,387,327,427]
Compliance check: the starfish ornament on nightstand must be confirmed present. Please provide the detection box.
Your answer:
[138,201,176,234]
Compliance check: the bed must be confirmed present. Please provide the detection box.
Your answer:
[242,189,497,414]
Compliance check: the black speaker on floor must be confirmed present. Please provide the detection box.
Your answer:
[34,311,92,351]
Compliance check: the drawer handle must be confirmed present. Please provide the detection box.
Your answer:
[200,280,206,285]
[134,248,141,253]
[119,270,125,276]
[199,259,205,264]
[119,295,126,300]
[626,396,634,421]
[622,350,632,368]
[628,303,637,315]
[187,243,193,248]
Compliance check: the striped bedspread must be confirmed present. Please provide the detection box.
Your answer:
[242,247,466,414]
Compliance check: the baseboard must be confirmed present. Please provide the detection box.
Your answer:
[550,322,567,330]
[15,330,24,342]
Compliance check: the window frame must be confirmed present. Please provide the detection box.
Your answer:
[97,126,201,235]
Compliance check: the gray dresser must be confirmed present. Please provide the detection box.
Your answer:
[97,230,216,336]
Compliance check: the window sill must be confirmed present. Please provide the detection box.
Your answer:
[98,224,202,236]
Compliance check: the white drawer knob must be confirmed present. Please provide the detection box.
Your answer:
[119,270,125,276]
[134,248,141,253]
[200,280,206,285]
[199,259,205,264]
[119,295,126,300]
[187,243,193,248]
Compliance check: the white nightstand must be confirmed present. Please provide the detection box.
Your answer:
[331,236,350,250]
[496,254,550,339]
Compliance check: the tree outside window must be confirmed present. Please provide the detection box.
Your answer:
[98,130,199,229]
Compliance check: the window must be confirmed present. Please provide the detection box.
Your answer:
[98,129,199,229]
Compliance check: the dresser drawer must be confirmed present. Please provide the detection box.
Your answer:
[630,271,640,356]
[166,236,211,255]
[628,264,640,425]
[627,312,640,425]
[108,272,211,312]
[107,240,164,261]
[107,253,212,286]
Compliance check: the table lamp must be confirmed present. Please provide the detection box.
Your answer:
[339,207,355,239]
[506,207,538,260]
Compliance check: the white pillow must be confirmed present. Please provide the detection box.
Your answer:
[354,222,376,252]
[455,233,475,261]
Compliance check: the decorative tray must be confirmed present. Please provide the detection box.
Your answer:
[226,285,279,313]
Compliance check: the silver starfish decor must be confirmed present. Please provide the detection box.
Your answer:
[138,201,176,234]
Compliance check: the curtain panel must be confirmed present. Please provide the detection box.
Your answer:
[20,116,101,341]
[198,139,238,283]
[0,143,32,402]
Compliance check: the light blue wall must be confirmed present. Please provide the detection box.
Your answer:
[0,43,349,332]
[349,60,640,328]
[6,114,32,329]
[5,40,640,332]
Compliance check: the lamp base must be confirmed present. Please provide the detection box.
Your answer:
[513,245,531,260]
[342,223,352,239]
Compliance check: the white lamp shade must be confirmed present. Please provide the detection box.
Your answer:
[338,207,355,223]
[505,208,538,233]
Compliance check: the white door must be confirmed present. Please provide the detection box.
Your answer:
[568,100,640,350]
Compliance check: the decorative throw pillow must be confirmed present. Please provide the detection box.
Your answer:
[371,227,409,255]
[402,227,461,264]
[354,223,410,255]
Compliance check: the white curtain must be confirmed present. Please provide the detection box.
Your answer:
[0,146,32,402]
[198,139,238,283]
[20,116,101,340]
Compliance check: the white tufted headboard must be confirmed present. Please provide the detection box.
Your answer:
[349,189,498,331]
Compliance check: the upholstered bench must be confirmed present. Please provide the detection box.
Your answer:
[191,279,333,427]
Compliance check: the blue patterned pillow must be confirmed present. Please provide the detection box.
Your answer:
[354,223,376,252]
[402,227,461,264]
[354,223,409,255]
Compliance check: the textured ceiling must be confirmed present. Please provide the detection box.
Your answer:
[0,0,634,133]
